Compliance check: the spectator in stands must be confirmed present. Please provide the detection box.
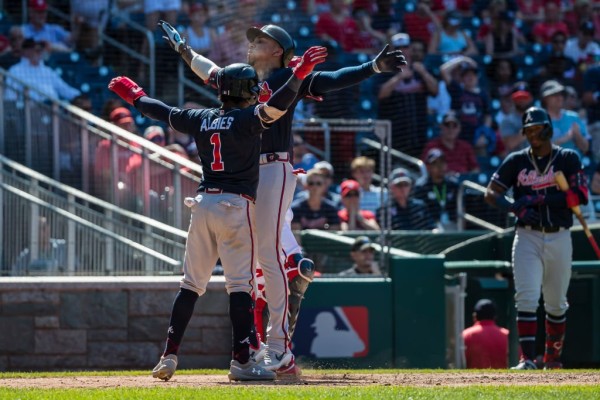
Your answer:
[183,2,214,56]
[484,10,524,59]
[540,79,590,157]
[564,21,600,70]
[293,134,318,194]
[315,0,366,53]
[402,0,441,45]
[441,56,492,145]
[296,161,342,206]
[582,61,600,160]
[564,0,596,35]
[531,2,569,45]
[516,0,544,27]
[143,125,166,146]
[488,58,518,104]
[421,111,480,175]
[428,10,478,56]
[462,299,509,369]
[337,179,380,231]
[413,148,459,231]
[351,7,387,54]
[12,216,68,276]
[4,38,81,102]
[370,0,401,38]
[23,0,73,53]
[70,0,109,60]
[208,13,253,67]
[376,32,438,157]
[564,85,584,117]
[291,169,341,231]
[338,236,382,276]
[0,26,25,69]
[377,167,436,230]
[499,81,533,153]
[350,156,386,214]
[531,31,578,94]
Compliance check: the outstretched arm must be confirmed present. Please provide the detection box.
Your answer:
[159,20,221,82]
[310,44,407,95]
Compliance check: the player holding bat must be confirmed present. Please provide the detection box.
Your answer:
[484,107,589,370]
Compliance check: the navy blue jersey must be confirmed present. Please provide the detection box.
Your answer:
[491,146,585,228]
[168,106,266,198]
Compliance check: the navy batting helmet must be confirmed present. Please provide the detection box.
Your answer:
[217,63,260,101]
[522,106,553,139]
[246,25,295,67]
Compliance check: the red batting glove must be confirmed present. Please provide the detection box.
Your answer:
[293,46,328,80]
[108,76,147,106]
[293,168,306,175]
[566,189,580,209]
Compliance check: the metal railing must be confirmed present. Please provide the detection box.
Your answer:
[457,180,506,233]
[0,68,202,229]
[177,60,219,107]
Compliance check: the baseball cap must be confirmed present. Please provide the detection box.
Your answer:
[340,179,360,197]
[511,81,533,104]
[313,161,334,177]
[425,148,445,164]
[351,236,375,252]
[389,167,412,186]
[22,38,44,50]
[391,33,410,48]
[459,61,478,75]
[540,80,565,98]
[28,0,48,11]
[143,125,165,142]
[474,299,496,320]
[109,107,134,125]
[442,110,460,124]
[189,1,207,14]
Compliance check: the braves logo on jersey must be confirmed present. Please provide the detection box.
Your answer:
[258,81,273,103]
[517,166,558,191]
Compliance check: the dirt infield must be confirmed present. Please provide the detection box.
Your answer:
[1,371,599,388]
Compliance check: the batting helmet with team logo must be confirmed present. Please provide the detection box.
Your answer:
[246,25,295,67]
[522,106,553,139]
[217,63,260,101]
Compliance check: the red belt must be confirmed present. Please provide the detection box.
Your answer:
[202,188,255,203]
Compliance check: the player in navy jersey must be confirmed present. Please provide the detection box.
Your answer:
[484,107,588,370]
[108,46,327,381]
[159,20,406,375]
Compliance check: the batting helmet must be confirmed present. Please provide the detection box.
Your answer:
[522,106,553,139]
[246,25,295,67]
[217,63,260,101]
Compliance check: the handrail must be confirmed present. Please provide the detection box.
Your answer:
[359,137,428,186]
[177,60,219,106]
[1,183,181,267]
[457,179,506,233]
[0,154,188,239]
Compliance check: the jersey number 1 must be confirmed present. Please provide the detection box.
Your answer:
[210,133,224,171]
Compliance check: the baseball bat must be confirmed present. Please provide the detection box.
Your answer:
[555,171,600,259]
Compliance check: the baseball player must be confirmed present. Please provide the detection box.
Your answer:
[159,20,406,374]
[484,107,588,370]
[108,46,327,381]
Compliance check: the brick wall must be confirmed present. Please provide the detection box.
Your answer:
[0,276,232,371]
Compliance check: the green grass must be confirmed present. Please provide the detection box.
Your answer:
[1,386,600,400]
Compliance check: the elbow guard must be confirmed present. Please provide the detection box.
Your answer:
[257,104,286,124]
[190,54,219,82]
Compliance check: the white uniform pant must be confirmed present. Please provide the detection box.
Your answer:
[180,193,256,296]
[512,227,572,316]
[256,161,296,353]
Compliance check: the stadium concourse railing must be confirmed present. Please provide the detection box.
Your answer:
[0,67,202,230]
[0,154,186,276]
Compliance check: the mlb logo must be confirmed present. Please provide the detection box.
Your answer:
[292,306,369,358]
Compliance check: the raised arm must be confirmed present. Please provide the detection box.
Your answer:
[159,20,221,82]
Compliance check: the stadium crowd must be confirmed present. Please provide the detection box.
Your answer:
[2,0,600,232]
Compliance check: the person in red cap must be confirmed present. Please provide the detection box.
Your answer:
[337,179,380,231]
[23,0,73,53]
[109,107,138,133]
[499,81,534,153]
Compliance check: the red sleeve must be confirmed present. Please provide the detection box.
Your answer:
[466,143,479,170]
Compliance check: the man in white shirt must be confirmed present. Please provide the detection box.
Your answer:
[5,38,80,102]
[564,21,600,66]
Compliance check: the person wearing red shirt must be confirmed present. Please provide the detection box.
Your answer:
[402,0,441,46]
[462,299,509,369]
[337,179,380,231]
[532,2,569,44]
[315,0,360,52]
[421,111,480,175]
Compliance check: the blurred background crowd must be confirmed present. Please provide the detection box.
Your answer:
[2,0,600,235]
